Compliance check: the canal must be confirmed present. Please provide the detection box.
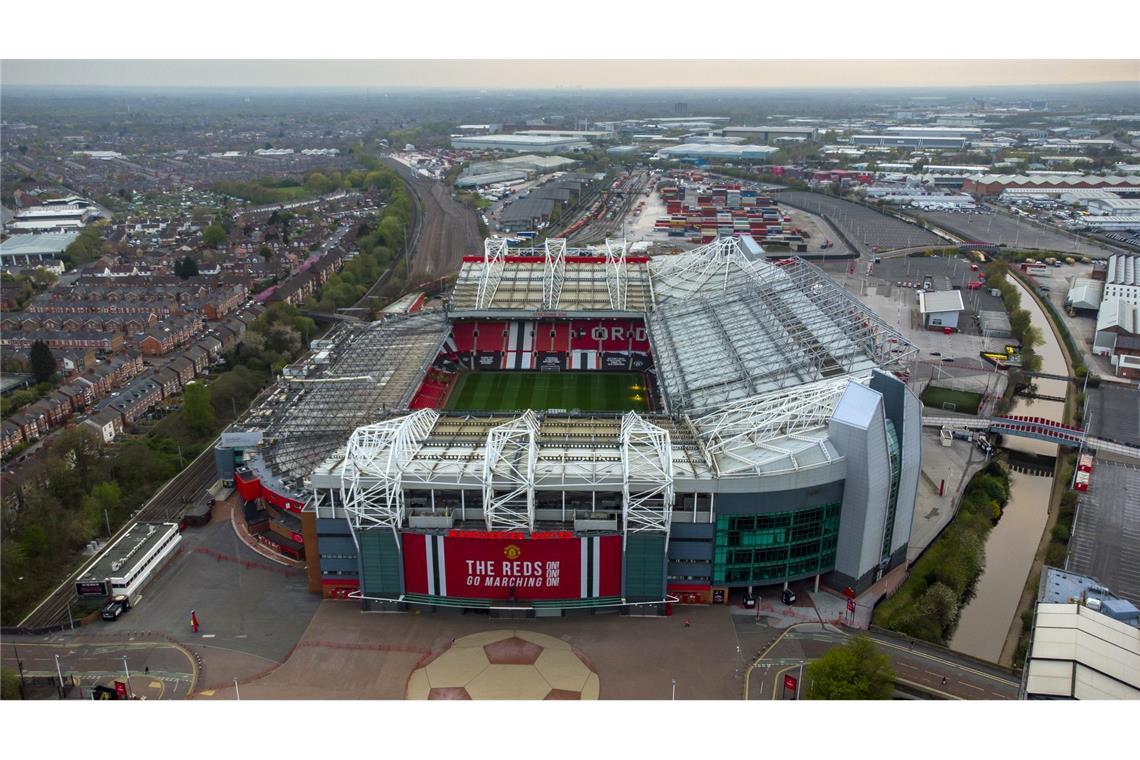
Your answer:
[948,273,1068,663]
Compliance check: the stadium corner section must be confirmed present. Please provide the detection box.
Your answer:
[210,237,924,619]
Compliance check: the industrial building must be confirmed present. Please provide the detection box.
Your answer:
[1086,198,1140,216]
[6,203,97,232]
[215,238,922,616]
[719,126,819,142]
[964,174,1140,197]
[852,135,968,150]
[654,143,780,163]
[1092,254,1140,376]
[0,231,79,268]
[1021,567,1140,700]
[885,126,982,139]
[451,134,590,154]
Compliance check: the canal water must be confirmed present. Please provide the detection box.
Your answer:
[949,274,1067,663]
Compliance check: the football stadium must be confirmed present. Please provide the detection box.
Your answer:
[216,236,922,614]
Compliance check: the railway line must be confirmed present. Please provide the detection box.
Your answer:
[14,439,221,631]
[379,155,481,279]
[566,170,650,245]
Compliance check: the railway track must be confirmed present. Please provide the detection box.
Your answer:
[568,171,649,245]
[15,440,220,631]
[379,156,480,279]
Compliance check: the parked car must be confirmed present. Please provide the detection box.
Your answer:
[101,594,130,621]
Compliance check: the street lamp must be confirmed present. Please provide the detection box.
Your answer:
[54,654,65,695]
[671,679,676,700]
[233,677,241,701]
[123,656,133,699]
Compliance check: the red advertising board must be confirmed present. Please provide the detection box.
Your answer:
[847,598,856,612]
[114,681,127,698]
[403,533,621,601]
[783,674,797,692]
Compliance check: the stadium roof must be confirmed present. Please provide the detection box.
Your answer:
[647,239,913,414]
[227,311,447,490]
[450,238,652,314]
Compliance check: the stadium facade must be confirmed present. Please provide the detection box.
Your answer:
[215,236,922,615]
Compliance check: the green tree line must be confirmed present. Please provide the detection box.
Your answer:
[872,461,1012,645]
[0,303,316,625]
[303,159,414,313]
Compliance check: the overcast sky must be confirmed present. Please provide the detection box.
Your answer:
[4,60,1137,90]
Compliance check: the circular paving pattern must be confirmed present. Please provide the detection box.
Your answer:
[406,629,598,700]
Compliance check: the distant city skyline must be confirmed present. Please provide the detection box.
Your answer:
[3,59,1137,90]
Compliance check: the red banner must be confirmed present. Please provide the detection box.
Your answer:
[784,675,797,692]
[403,533,621,601]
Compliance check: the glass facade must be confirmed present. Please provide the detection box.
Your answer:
[880,420,901,560]
[712,502,841,585]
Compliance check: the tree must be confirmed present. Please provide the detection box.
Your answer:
[174,256,199,280]
[181,381,215,436]
[1,667,21,700]
[29,340,56,383]
[804,636,895,700]
[202,224,227,249]
[82,482,122,536]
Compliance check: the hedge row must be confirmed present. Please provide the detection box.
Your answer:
[872,461,1012,645]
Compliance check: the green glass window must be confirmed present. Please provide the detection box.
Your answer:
[881,420,902,560]
[712,502,841,585]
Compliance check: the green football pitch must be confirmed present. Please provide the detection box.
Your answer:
[444,372,650,413]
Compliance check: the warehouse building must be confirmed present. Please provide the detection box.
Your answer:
[852,135,967,149]
[1087,198,1140,216]
[451,134,590,154]
[964,174,1140,197]
[885,126,982,139]
[719,126,819,142]
[654,143,780,162]
[0,231,79,268]
[1021,567,1140,700]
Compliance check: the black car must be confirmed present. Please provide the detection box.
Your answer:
[100,594,130,622]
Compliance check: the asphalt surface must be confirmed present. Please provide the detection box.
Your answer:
[1088,384,1140,447]
[1068,459,1140,605]
[746,624,1020,700]
[1,638,197,700]
[925,210,1112,258]
[777,191,942,254]
[112,509,321,665]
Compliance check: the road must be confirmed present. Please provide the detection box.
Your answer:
[745,624,1020,700]
[2,638,198,700]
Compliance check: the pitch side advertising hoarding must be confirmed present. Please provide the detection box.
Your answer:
[403,532,621,600]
